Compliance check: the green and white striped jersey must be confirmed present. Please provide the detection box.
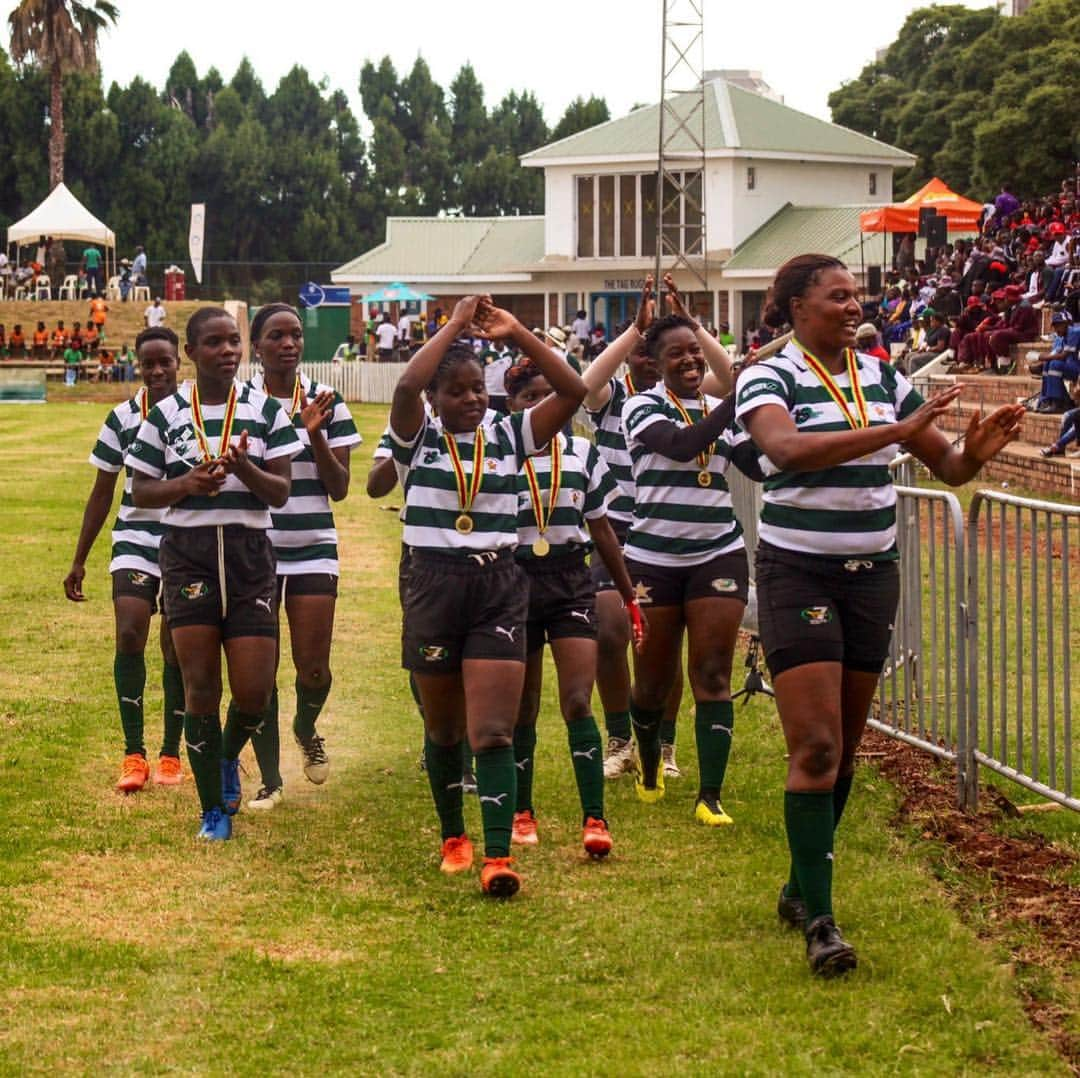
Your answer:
[390,409,537,554]
[622,387,744,567]
[128,382,301,529]
[515,433,615,561]
[585,377,635,526]
[247,371,362,576]
[88,387,166,576]
[734,341,923,558]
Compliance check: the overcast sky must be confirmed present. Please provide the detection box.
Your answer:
[4,0,998,132]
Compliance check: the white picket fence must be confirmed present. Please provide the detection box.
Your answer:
[237,361,407,403]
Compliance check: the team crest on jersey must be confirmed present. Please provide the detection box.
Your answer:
[423,449,440,464]
[632,581,653,605]
[419,645,448,662]
[167,423,201,463]
[793,406,822,424]
[127,571,152,587]
[571,490,582,505]
[711,578,738,593]
[800,605,832,625]
[485,459,497,472]
[871,403,891,419]
[180,581,210,600]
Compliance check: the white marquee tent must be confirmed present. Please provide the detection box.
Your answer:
[6,182,116,282]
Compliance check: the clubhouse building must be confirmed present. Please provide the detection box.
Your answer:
[332,73,914,344]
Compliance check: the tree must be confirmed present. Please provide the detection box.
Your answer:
[550,95,609,144]
[7,0,118,188]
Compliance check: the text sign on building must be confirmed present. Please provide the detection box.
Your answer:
[603,278,647,290]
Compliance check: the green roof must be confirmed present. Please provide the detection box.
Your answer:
[332,216,544,281]
[522,80,914,165]
[724,204,875,272]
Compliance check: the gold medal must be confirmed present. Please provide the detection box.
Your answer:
[523,437,562,559]
[444,428,485,539]
[697,470,712,487]
[532,537,550,557]
[190,383,237,499]
[666,389,714,483]
[455,513,473,535]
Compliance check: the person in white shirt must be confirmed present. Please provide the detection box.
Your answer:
[375,315,398,362]
[397,309,413,347]
[571,310,590,341]
[144,298,167,328]
[1045,229,1073,302]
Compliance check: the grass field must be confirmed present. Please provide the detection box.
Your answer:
[0,402,1071,1075]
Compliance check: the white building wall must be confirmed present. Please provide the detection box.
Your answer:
[544,168,575,258]
[729,158,892,249]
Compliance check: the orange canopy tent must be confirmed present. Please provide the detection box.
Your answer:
[859,177,983,233]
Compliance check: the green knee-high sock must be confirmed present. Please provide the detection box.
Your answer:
[784,791,835,924]
[604,710,631,741]
[222,702,262,760]
[424,735,466,839]
[160,662,185,758]
[114,652,147,757]
[249,687,283,789]
[567,715,604,821]
[513,724,537,813]
[293,675,332,741]
[185,712,223,812]
[660,717,677,747]
[475,745,517,858]
[630,702,663,787]
[695,700,735,799]
[785,774,856,899]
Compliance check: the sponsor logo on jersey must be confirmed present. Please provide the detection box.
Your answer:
[420,645,448,662]
[800,605,832,625]
[711,578,738,593]
[737,380,785,405]
[180,581,209,600]
[127,571,152,587]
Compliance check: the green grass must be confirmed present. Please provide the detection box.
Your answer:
[0,403,1069,1075]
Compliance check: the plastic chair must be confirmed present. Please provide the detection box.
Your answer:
[105,276,121,301]
[58,274,80,301]
[34,274,52,301]
[132,285,150,303]
[13,284,28,301]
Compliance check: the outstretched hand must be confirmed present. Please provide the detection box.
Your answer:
[300,390,335,436]
[663,273,691,321]
[961,403,1024,465]
[474,299,520,342]
[217,429,250,474]
[898,386,963,442]
[634,275,655,336]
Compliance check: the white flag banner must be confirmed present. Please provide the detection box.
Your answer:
[188,203,206,284]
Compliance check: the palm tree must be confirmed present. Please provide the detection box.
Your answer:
[8,0,119,189]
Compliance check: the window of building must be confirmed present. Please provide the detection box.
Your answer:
[869,171,877,196]
[575,170,702,259]
[746,166,756,191]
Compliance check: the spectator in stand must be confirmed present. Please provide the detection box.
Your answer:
[70,321,84,355]
[50,321,68,358]
[10,324,26,357]
[571,309,590,341]
[955,289,1005,371]
[989,283,1040,372]
[84,322,100,355]
[82,244,103,295]
[375,312,397,361]
[63,338,82,386]
[716,321,735,348]
[905,311,951,374]
[993,184,1020,231]
[131,245,147,289]
[89,293,108,334]
[117,342,135,382]
[933,275,962,319]
[1044,225,1073,303]
[1030,312,1079,414]
[854,323,891,364]
[117,259,133,300]
[1021,250,1051,304]
[32,321,48,358]
[1039,381,1080,457]
[144,297,167,328]
[396,306,413,350]
[97,347,115,382]
[882,287,913,346]
[893,232,915,274]
[0,324,6,357]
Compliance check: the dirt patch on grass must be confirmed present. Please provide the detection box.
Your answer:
[866,729,1080,1072]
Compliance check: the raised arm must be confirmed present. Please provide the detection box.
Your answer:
[390,296,483,442]
[664,274,733,396]
[474,303,586,449]
[582,276,653,411]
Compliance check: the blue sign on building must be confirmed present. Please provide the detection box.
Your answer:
[299,282,352,308]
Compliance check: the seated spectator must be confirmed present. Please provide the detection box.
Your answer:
[933,275,962,318]
[50,321,68,358]
[955,290,1006,371]
[9,324,26,357]
[63,341,82,386]
[855,323,891,364]
[1039,380,1080,456]
[69,321,84,354]
[96,348,115,382]
[1044,225,1073,303]
[882,289,913,346]
[1031,312,1080,413]
[1021,250,1051,304]
[905,311,951,374]
[0,324,7,357]
[83,323,100,355]
[989,283,1040,372]
[32,321,48,358]
[117,342,135,382]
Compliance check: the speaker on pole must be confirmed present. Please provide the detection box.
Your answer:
[867,265,882,295]
[926,214,948,247]
[918,207,937,238]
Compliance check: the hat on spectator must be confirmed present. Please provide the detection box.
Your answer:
[543,326,568,347]
[1049,221,1066,236]
[1004,284,1023,300]
[1051,310,1072,324]
[921,308,936,319]
[991,289,1008,301]
[854,323,878,340]
[966,295,984,308]
[937,275,954,287]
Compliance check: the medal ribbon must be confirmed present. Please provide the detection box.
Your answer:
[794,339,869,430]
[665,388,712,471]
[288,377,304,420]
[523,436,562,538]
[190,383,238,463]
[443,427,485,516]
[624,373,637,396]
[139,387,148,422]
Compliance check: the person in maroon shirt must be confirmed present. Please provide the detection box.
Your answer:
[988,284,1040,373]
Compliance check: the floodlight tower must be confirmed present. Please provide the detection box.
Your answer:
[654,0,708,295]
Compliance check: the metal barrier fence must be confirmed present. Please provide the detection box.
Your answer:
[872,485,971,805]
[966,490,1080,812]
[237,360,406,404]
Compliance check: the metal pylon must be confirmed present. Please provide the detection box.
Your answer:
[654,0,708,293]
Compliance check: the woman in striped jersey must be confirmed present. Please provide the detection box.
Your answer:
[244,304,361,809]
[129,308,302,840]
[621,313,747,827]
[735,254,1023,976]
[64,327,185,792]
[503,359,644,858]
[389,295,586,898]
